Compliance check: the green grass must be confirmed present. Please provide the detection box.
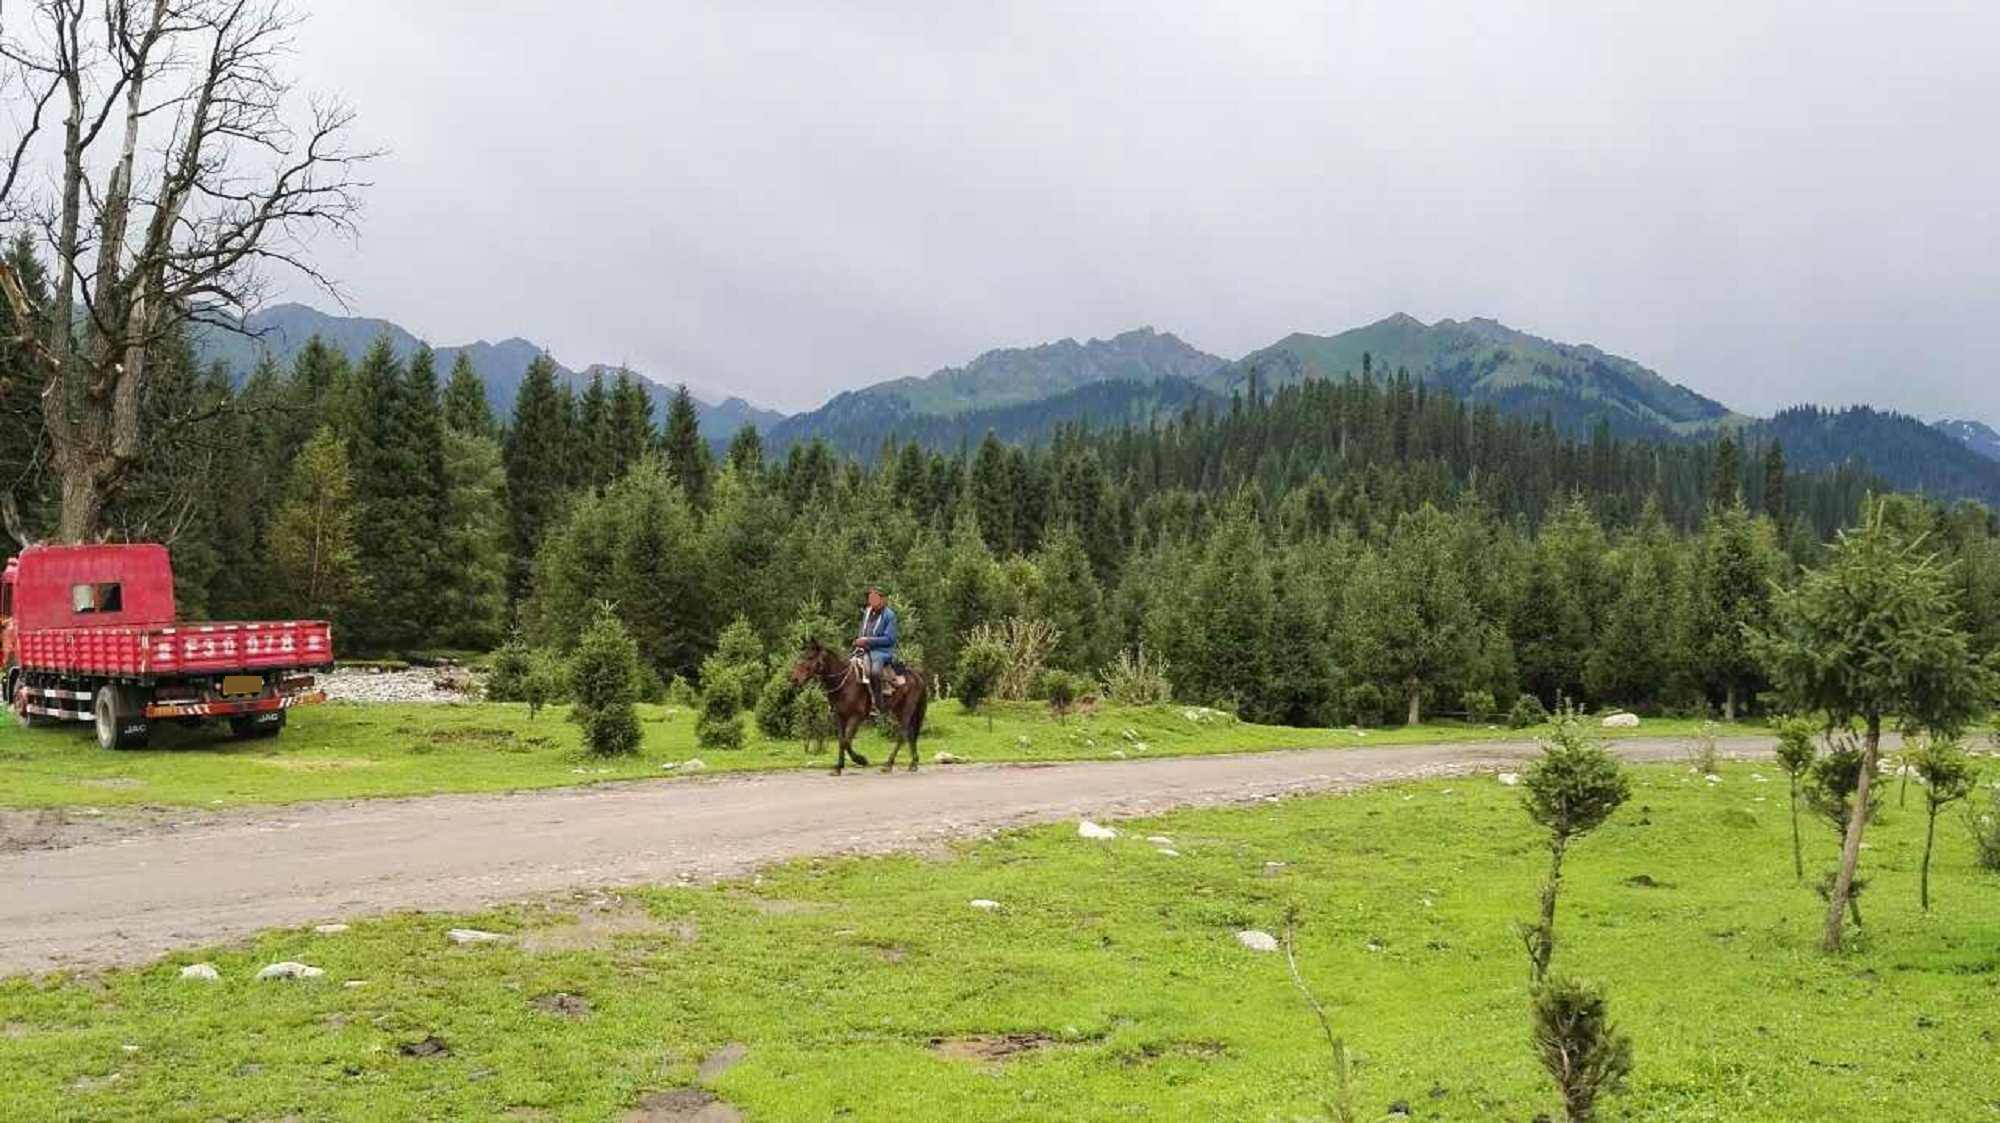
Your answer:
[0,700,1728,809]
[3,759,1995,1120]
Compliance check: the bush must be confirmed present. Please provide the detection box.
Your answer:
[1462,689,1496,724]
[956,637,1007,715]
[1509,693,1550,729]
[754,667,798,739]
[568,607,642,757]
[696,667,748,751]
[633,662,667,705]
[789,685,833,753]
[665,675,698,709]
[1964,783,2000,873]
[1101,646,1173,706]
[485,638,533,702]
[1038,669,1080,718]
[523,649,570,719]
[1343,683,1386,728]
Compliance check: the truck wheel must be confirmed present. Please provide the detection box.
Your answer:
[93,686,151,750]
[229,711,286,740]
[7,671,46,730]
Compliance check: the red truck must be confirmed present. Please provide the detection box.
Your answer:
[2,543,333,749]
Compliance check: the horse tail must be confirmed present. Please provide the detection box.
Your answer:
[905,669,929,739]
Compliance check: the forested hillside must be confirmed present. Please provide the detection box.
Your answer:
[15,310,1994,733]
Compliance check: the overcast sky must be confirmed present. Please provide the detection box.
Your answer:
[284,1,1999,419]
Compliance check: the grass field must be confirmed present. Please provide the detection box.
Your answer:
[0,700,1728,809]
[3,758,1995,1121]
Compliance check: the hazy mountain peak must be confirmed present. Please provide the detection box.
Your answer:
[1935,417,2000,462]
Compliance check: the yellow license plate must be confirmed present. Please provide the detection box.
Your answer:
[220,675,265,698]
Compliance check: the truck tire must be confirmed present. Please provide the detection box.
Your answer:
[93,685,151,750]
[229,711,286,740]
[7,670,47,730]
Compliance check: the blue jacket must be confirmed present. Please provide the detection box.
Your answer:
[857,606,899,662]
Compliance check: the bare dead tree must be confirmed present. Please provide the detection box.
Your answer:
[0,0,373,542]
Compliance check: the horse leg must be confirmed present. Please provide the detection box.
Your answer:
[843,712,870,769]
[905,722,920,772]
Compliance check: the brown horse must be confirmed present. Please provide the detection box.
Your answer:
[790,639,928,774]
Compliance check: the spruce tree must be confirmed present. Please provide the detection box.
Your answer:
[570,604,643,757]
[577,372,614,491]
[437,430,510,649]
[726,424,765,477]
[1685,502,1774,720]
[268,427,366,625]
[661,385,712,509]
[442,352,495,438]
[607,370,656,478]
[503,354,570,602]
[1035,524,1106,673]
[1762,439,1788,525]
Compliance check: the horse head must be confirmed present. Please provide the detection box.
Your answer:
[790,639,829,686]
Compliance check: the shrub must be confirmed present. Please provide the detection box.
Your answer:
[1509,693,1550,729]
[485,638,533,702]
[1520,707,1630,982]
[753,667,798,739]
[1343,683,1386,728]
[695,667,748,751]
[1101,646,1173,706]
[956,637,1007,715]
[1684,721,1722,775]
[1039,669,1079,719]
[1910,737,1978,911]
[1772,717,1820,881]
[1531,976,1633,1123]
[632,662,667,705]
[523,649,570,719]
[665,675,698,709]
[709,616,767,711]
[963,617,1059,701]
[1462,689,1496,725]
[568,606,642,757]
[789,685,833,753]
[1964,783,2000,873]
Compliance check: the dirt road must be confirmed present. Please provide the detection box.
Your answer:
[0,735,1778,975]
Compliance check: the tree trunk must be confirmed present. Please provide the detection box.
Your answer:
[1821,715,1880,952]
[1921,806,1937,913]
[1529,836,1567,983]
[1406,679,1422,727]
[58,466,104,544]
[1723,682,1738,723]
[1788,777,1804,882]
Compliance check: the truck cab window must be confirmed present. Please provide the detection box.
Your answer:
[72,583,122,614]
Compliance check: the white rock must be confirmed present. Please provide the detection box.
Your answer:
[1705,773,1723,784]
[1156,848,1180,857]
[968,899,1001,911]
[1601,713,1641,729]
[446,928,507,945]
[1497,772,1520,786]
[1751,773,1769,783]
[343,980,368,989]
[1145,836,1174,846]
[256,961,323,981]
[179,963,220,982]
[932,751,965,764]
[1235,930,1279,953]
[313,923,349,934]
[1077,820,1117,840]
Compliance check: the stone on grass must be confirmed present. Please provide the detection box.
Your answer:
[313,923,349,934]
[1497,772,1520,786]
[1235,930,1279,953]
[969,899,1001,911]
[1156,848,1180,858]
[932,752,965,764]
[447,928,507,945]
[1145,835,1174,846]
[1077,820,1117,840]
[179,963,220,983]
[256,961,324,981]
[1601,712,1641,729]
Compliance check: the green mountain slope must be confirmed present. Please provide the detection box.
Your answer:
[1212,313,1736,439]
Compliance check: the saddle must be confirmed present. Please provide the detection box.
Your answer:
[849,655,909,706]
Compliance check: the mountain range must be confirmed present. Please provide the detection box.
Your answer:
[194,306,1999,506]
[193,304,782,442]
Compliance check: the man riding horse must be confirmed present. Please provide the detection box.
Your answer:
[854,584,905,711]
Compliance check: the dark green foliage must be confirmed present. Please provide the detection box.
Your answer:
[1530,976,1633,1123]
[503,354,570,601]
[1343,683,1386,728]
[1462,689,1496,724]
[1805,737,1877,836]
[696,669,748,751]
[1509,693,1551,730]
[661,385,712,509]
[568,607,642,756]
[442,353,495,438]
[754,667,800,739]
[486,639,534,703]
[1038,669,1080,719]
[1965,784,2000,873]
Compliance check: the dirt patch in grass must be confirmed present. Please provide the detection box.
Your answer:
[517,900,696,954]
[622,1088,744,1122]
[532,992,593,1019]
[928,1033,1058,1065]
[77,778,144,791]
[1119,1039,1228,1066]
[696,1042,749,1081]
[740,897,831,917]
